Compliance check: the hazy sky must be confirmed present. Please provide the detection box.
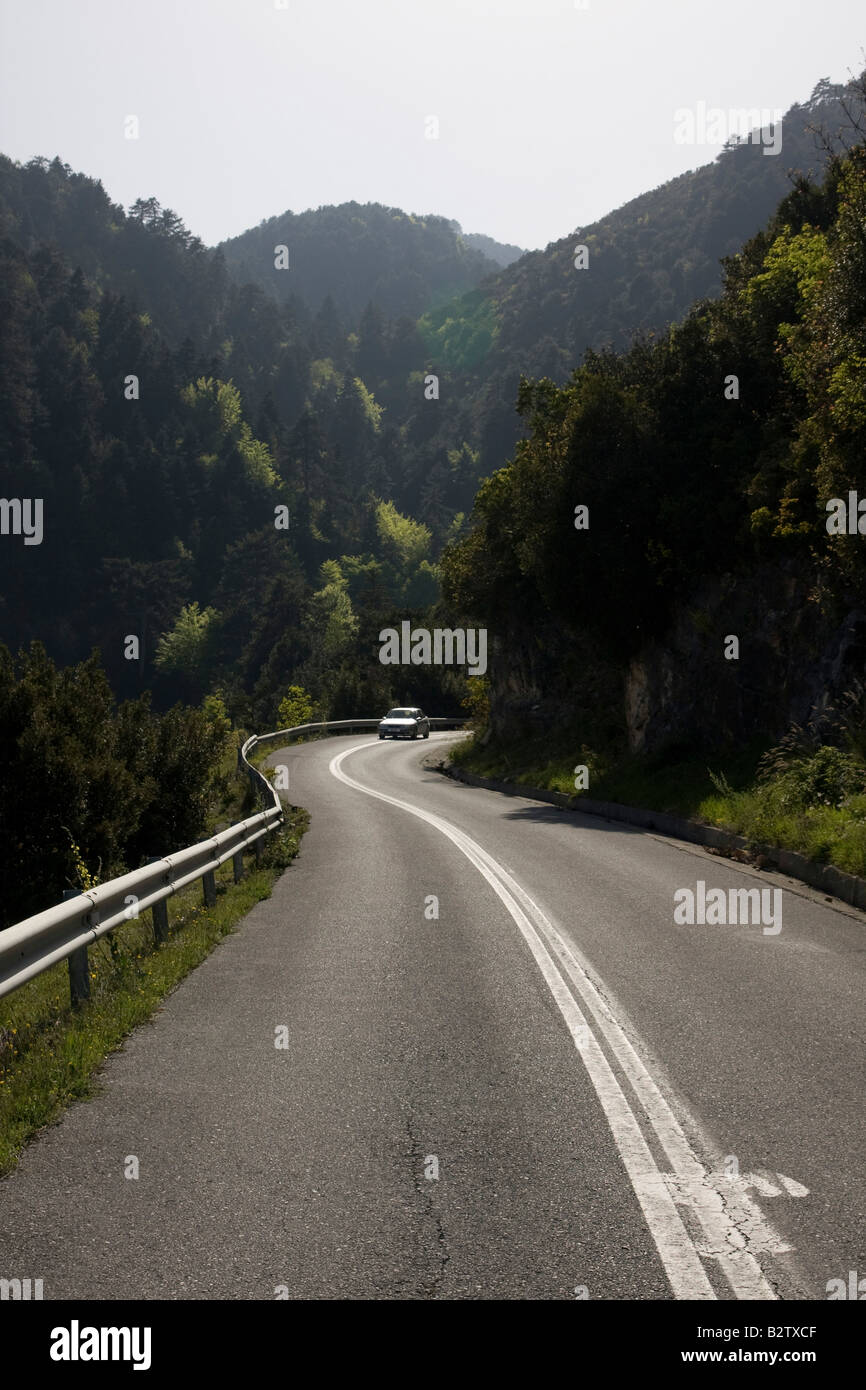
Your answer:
[0,0,862,251]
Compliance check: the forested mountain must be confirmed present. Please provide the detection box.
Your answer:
[410,81,861,485]
[0,210,468,726]
[0,171,486,738]
[0,158,229,348]
[0,73,861,758]
[218,202,502,325]
[435,81,857,372]
[441,135,866,756]
[3,78,854,559]
[446,222,526,268]
[0,155,489,539]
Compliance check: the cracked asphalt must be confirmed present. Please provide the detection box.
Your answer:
[0,732,863,1300]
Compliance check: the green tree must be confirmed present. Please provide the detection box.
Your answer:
[155,602,221,701]
[277,685,316,731]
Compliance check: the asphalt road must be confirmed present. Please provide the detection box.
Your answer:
[0,732,863,1300]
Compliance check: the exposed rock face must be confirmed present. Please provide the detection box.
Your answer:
[485,622,624,744]
[624,567,866,754]
[486,637,543,740]
[484,564,866,756]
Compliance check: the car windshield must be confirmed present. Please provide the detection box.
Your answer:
[385,709,417,718]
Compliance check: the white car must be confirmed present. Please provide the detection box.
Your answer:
[378,707,431,740]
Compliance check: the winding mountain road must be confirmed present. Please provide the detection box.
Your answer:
[0,732,863,1300]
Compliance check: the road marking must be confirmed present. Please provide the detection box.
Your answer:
[331,742,791,1299]
[711,1171,809,1199]
[462,844,790,1293]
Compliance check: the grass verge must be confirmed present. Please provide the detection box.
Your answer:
[0,806,308,1177]
[449,730,866,877]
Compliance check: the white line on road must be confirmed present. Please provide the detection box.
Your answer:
[461,840,790,1296]
[330,741,788,1300]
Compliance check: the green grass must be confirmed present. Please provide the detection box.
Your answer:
[450,730,866,877]
[447,728,611,797]
[0,806,308,1177]
[696,783,866,875]
[211,731,260,827]
[590,744,767,819]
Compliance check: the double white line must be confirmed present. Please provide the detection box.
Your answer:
[331,742,792,1300]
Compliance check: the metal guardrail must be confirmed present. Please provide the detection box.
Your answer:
[248,716,466,751]
[0,740,282,1005]
[0,716,466,1006]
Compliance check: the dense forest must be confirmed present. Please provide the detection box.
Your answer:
[218,202,516,323]
[0,646,230,924]
[442,130,866,759]
[0,161,483,722]
[1,73,863,917]
[445,222,525,269]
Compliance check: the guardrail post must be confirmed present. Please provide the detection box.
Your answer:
[62,889,90,1008]
[202,869,217,908]
[145,858,169,943]
[232,850,244,883]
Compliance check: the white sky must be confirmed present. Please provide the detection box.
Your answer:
[0,0,862,251]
